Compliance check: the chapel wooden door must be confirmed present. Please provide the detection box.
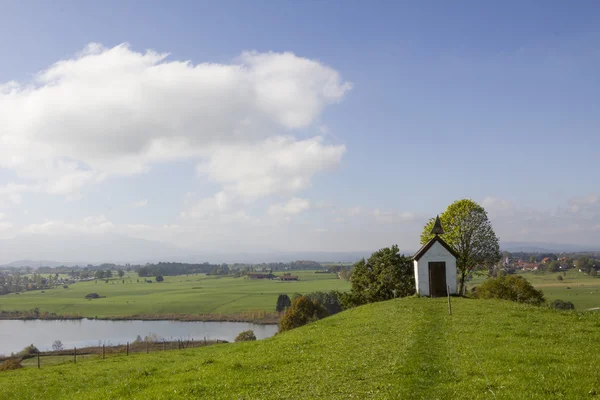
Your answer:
[428,262,447,297]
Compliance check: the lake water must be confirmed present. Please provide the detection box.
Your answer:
[0,319,278,355]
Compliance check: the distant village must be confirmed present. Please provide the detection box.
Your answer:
[501,253,600,274]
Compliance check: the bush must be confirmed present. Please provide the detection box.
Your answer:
[343,245,414,307]
[85,293,100,299]
[235,330,257,342]
[551,299,575,310]
[0,359,22,371]
[155,275,164,282]
[279,296,328,332]
[17,344,39,359]
[475,276,545,305]
[305,291,342,316]
[275,294,291,312]
[557,275,563,281]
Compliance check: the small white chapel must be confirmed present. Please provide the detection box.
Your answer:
[413,216,459,297]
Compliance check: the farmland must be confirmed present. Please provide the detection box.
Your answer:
[0,271,350,321]
[1,297,599,399]
[468,270,600,310]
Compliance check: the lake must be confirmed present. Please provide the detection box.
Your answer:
[0,319,278,356]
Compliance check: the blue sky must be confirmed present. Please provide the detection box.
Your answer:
[0,1,599,257]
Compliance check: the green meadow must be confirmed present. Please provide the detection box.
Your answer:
[1,297,599,399]
[0,271,350,319]
[468,270,600,310]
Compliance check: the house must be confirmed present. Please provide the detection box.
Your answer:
[412,216,459,297]
[541,257,551,264]
[279,276,298,281]
[247,273,274,280]
[520,263,539,271]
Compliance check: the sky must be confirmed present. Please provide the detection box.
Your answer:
[0,0,599,259]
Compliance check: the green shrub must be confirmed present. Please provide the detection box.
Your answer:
[551,299,575,310]
[557,275,563,281]
[475,275,545,305]
[305,291,342,316]
[235,330,257,342]
[17,345,39,359]
[0,359,22,371]
[279,296,327,332]
[155,275,164,282]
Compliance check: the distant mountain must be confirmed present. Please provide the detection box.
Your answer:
[501,241,600,253]
[0,233,192,266]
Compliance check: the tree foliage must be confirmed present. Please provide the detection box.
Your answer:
[551,299,575,310]
[421,199,501,295]
[305,291,343,316]
[235,330,257,342]
[475,275,545,305]
[155,275,164,282]
[342,245,414,308]
[278,296,328,332]
[275,294,292,312]
[52,340,64,351]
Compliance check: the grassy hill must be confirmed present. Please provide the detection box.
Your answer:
[1,297,599,399]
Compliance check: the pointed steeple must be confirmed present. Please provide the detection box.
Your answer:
[430,215,445,235]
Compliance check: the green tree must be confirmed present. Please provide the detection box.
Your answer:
[104,270,113,278]
[155,275,164,282]
[117,270,125,278]
[421,199,501,295]
[279,296,327,332]
[342,245,414,307]
[546,260,559,273]
[235,330,257,342]
[275,294,292,312]
[576,257,591,273]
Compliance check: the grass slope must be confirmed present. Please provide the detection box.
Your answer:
[2,298,600,399]
[0,271,349,319]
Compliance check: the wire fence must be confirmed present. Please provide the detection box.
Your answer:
[25,337,223,369]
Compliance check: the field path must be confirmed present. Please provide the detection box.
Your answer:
[396,300,456,399]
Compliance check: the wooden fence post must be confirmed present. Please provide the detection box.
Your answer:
[447,285,452,316]
[163,341,166,351]
[102,344,105,359]
[37,351,40,369]
[74,347,76,364]
[126,342,129,356]
[146,341,149,354]
[191,339,194,348]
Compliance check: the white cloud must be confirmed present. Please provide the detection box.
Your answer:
[481,195,600,245]
[268,197,311,216]
[132,199,148,208]
[0,43,351,200]
[22,215,114,235]
[197,136,345,200]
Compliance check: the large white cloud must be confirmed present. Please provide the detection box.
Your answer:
[0,43,351,198]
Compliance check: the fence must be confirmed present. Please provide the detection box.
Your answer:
[25,337,223,369]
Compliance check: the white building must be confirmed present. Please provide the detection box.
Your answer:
[413,216,459,297]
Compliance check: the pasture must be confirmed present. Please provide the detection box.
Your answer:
[1,297,599,399]
[468,270,600,310]
[0,271,350,320]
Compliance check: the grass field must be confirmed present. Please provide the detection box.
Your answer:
[468,270,600,310]
[0,271,350,319]
[1,297,599,399]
